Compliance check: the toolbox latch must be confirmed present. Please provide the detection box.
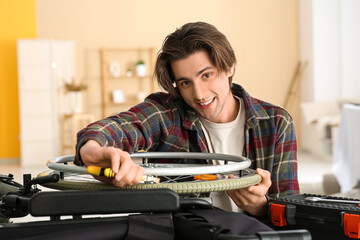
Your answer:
[270,203,287,227]
[343,213,360,239]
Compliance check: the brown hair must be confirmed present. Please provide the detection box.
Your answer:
[154,22,237,98]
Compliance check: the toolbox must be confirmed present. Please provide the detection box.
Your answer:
[268,193,360,239]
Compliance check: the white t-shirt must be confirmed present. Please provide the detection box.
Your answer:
[199,97,245,212]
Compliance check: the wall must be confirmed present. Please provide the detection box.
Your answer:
[340,0,360,99]
[299,0,360,156]
[313,0,341,102]
[300,0,360,103]
[0,0,36,159]
[36,0,300,122]
[0,0,299,158]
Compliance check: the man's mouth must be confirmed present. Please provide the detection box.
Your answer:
[198,98,215,106]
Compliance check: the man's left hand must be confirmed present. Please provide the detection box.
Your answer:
[226,168,271,218]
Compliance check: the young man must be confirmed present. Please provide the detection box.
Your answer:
[75,22,299,218]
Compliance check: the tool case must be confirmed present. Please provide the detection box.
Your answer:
[268,193,360,239]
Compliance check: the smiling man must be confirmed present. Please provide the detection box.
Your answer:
[171,50,237,123]
[75,22,299,218]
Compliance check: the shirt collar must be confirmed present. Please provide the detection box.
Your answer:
[174,97,201,131]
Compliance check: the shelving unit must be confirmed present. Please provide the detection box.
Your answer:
[100,47,157,118]
[61,113,95,155]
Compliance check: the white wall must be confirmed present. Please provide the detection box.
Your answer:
[300,0,360,102]
[313,0,341,101]
[299,0,360,155]
[299,0,314,103]
[340,0,360,99]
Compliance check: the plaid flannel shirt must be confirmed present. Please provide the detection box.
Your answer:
[75,83,299,197]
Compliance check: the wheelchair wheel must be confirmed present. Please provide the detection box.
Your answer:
[40,152,261,194]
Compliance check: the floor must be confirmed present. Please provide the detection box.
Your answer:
[297,149,333,194]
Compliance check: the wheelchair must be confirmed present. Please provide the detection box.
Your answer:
[0,152,311,240]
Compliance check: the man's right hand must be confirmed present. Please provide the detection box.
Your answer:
[79,140,144,187]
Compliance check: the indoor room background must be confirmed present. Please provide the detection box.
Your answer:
[1,0,359,195]
[0,0,300,164]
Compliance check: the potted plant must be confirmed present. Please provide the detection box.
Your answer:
[135,60,146,77]
[126,68,133,77]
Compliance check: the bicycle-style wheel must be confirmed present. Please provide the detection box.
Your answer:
[39,152,261,194]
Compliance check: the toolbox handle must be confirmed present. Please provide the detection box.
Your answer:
[217,229,311,240]
[343,213,360,239]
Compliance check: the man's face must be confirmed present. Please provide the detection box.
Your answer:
[171,50,238,123]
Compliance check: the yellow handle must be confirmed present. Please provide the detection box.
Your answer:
[87,165,160,183]
[87,166,115,178]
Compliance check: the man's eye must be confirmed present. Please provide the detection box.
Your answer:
[203,73,212,79]
[181,81,190,86]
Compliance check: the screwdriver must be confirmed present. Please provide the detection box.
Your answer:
[87,166,159,183]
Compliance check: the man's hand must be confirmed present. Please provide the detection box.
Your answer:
[226,168,271,217]
[79,140,144,187]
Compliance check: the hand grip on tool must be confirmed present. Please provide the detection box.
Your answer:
[87,166,115,178]
[86,166,159,183]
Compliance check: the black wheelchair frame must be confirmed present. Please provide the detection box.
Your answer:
[0,173,311,240]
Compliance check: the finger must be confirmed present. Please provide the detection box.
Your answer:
[112,163,133,187]
[234,187,253,200]
[115,150,131,175]
[256,168,272,188]
[128,163,145,185]
[228,174,235,179]
[115,155,132,182]
[227,188,250,206]
[247,168,271,195]
[244,185,264,199]
[124,162,140,186]
[102,147,121,174]
[135,165,145,183]
[111,177,124,187]
[113,164,144,187]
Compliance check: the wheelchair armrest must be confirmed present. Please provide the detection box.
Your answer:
[30,188,179,217]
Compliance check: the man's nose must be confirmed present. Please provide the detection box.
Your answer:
[193,81,206,100]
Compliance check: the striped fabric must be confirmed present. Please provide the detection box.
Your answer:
[75,83,299,197]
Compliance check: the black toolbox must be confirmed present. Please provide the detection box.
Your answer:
[268,193,360,239]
